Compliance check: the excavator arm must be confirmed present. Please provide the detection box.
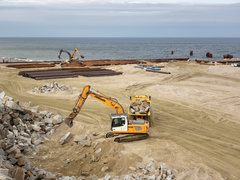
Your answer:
[65,85,124,127]
[58,49,72,60]
[71,48,84,59]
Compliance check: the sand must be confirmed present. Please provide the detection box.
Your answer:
[0,61,240,179]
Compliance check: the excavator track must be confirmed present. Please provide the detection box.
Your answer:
[112,133,149,143]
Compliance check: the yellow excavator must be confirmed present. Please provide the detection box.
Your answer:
[64,85,151,142]
[58,48,84,63]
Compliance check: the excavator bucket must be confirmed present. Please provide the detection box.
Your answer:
[64,112,77,128]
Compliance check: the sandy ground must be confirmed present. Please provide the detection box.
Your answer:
[1,61,240,179]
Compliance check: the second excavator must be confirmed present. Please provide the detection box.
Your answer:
[64,85,151,142]
[58,48,84,64]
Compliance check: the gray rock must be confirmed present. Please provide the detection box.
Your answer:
[18,143,29,150]
[32,124,41,132]
[60,132,73,145]
[39,110,48,116]
[30,109,37,113]
[166,176,172,180]
[13,118,20,126]
[5,101,23,111]
[19,135,31,145]
[3,114,11,121]
[6,130,14,139]
[44,117,53,124]
[122,175,133,180]
[129,166,136,171]
[10,112,19,118]
[103,174,111,180]
[146,161,156,172]
[61,176,73,180]
[83,140,92,147]
[5,145,19,155]
[0,148,5,156]
[23,113,33,121]
[46,128,55,136]
[0,168,9,176]
[167,169,172,176]
[12,166,25,180]
[0,92,5,99]
[148,175,156,180]
[101,166,109,172]
[52,114,63,124]
[95,148,102,154]
[46,112,52,118]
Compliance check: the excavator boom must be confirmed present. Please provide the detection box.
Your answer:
[72,48,84,59]
[65,85,124,127]
[58,49,72,60]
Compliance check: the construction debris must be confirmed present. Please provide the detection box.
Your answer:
[129,99,150,114]
[32,82,69,93]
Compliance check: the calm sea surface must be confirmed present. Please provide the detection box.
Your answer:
[0,37,240,61]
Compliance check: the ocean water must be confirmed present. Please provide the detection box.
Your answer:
[0,37,240,62]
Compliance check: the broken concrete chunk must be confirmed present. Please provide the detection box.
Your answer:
[95,148,102,154]
[12,166,25,180]
[0,91,5,99]
[32,124,41,132]
[5,101,23,111]
[60,132,73,145]
[52,114,63,125]
[146,161,156,172]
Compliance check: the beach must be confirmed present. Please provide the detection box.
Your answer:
[0,61,240,179]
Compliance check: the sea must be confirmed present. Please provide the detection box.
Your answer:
[0,37,240,62]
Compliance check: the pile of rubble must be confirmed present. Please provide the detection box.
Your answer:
[32,81,69,93]
[0,91,63,180]
[59,132,175,180]
[98,161,175,180]
[129,99,150,114]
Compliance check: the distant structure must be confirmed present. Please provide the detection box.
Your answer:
[190,51,193,56]
[206,52,213,58]
[223,54,233,59]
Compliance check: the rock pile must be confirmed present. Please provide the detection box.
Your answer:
[32,81,69,93]
[0,91,64,180]
[59,133,175,180]
[95,161,175,180]
[129,99,150,114]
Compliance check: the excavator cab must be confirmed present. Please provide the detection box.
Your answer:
[111,113,128,132]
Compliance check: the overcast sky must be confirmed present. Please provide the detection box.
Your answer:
[0,0,240,37]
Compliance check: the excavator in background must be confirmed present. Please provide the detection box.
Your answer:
[58,48,84,65]
[64,85,151,142]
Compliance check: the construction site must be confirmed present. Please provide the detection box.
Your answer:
[0,57,240,180]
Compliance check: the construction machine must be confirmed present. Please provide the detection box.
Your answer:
[58,48,84,63]
[64,85,151,142]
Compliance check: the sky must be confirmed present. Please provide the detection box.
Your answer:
[0,0,240,37]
